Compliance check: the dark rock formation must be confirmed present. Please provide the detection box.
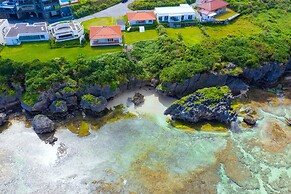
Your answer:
[80,94,108,114]
[132,92,145,106]
[165,86,237,124]
[32,114,55,134]
[49,100,68,114]
[158,61,290,98]
[45,136,58,145]
[243,115,257,126]
[0,93,21,113]
[0,113,8,126]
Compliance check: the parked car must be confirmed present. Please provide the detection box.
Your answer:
[121,0,128,3]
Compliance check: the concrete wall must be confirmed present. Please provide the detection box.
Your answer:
[90,38,122,46]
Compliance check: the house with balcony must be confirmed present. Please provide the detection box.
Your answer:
[197,0,229,22]
[90,26,122,47]
[126,11,156,26]
[154,4,200,27]
[0,0,73,22]
[5,22,49,45]
[0,19,9,45]
[48,21,84,42]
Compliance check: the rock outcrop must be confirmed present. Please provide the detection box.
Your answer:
[80,94,108,114]
[0,113,8,126]
[165,86,237,124]
[49,100,68,114]
[32,114,55,134]
[132,92,145,106]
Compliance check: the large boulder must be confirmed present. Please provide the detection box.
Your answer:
[0,113,8,126]
[164,86,237,124]
[32,115,55,134]
[80,94,108,114]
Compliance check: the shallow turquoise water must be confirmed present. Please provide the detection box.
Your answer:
[0,90,290,193]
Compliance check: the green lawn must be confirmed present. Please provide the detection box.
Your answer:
[215,8,238,20]
[82,16,126,30]
[123,29,159,44]
[166,27,205,45]
[205,17,263,39]
[0,42,122,62]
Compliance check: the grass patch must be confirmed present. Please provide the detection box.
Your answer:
[166,27,205,45]
[0,42,122,62]
[205,17,263,39]
[82,16,125,30]
[124,29,159,44]
[215,8,238,20]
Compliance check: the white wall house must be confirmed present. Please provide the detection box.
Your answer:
[154,4,200,26]
[90,26,122,46]
[48,21,84,42]
[5,22,49,46]
[0,19,9,45]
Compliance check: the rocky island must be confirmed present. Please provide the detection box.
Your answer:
[165,86,237,124]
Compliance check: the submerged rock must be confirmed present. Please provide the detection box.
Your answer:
[165,86,237,124]
[132,92,145,106]
[0,113,8,126]
[243,115,257,126]
[32,114,55,134]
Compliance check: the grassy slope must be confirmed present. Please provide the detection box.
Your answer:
[0,42,122,62]
[166,17,263,45]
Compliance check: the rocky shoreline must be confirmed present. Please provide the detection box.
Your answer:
[0,60,290,129]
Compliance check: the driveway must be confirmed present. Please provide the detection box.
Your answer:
[76,0,136,23]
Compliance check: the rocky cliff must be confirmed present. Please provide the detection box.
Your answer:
[164,86,237,124]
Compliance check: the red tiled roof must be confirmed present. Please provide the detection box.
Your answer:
[90,26,122,39]
[126,11,156,21]
[197,0,229,12]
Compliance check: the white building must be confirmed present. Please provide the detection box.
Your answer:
[0,19,9,45]
[154,4,200,27]
[5,22,49,46]
[48,21,84,42]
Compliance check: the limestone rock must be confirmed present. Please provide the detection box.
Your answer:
[164,86,237,124]
[32,114,55,134]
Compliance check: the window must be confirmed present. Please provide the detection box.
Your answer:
[181,16,184,21]
[159,16,163,21]
[108,38,114,42]
[188,15,193,20]
[40,35,45,39]
[164,16,168,21]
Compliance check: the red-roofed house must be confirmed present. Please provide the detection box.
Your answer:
[197,0,229,21]
[126,11,156,26]
[89,26,122,46]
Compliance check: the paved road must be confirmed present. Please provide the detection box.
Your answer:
[76,0,135,23]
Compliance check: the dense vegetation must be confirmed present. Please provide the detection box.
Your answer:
[131,32,290,83]
[130,0,195,10]
[226,0,291,14]
[0,2,290,104]
[71,0,119,18]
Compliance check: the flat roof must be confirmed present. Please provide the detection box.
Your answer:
[116,19,126,25]
[6,22,48,37]
[0,19,7,26]
[155,4,196,15]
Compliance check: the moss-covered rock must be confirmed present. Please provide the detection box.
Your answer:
[80,94,108,114]
[165,86,237,124]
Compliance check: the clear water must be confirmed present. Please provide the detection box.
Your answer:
[0,90,290,193]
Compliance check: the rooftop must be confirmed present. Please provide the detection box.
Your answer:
[0,19,8,26]
[5,22,48,37]
[116,19,126,25]
[90,26,122,40]
[127,11,156,21]
[154,4,196,15]
[49,21,83,35]
[197,0,229,12]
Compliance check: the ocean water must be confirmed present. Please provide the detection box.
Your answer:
[0,89,290,193]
